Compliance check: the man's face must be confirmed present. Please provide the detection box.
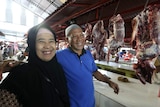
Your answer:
[36,28,56,61]
[68,28,86,54]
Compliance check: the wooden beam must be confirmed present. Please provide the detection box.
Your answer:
[50,0,115,28]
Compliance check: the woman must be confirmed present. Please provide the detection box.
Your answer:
[0,23,70,107]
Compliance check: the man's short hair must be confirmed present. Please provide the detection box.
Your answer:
[65,24,81,38]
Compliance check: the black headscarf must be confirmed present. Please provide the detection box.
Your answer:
[26,23,70,107]
[27,23,56,63]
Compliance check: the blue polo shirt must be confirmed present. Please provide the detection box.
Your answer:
[56,48,98,107]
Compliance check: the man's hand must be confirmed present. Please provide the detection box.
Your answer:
[0,60,21,81]
[93,71,119,94]
[108,81,119,94]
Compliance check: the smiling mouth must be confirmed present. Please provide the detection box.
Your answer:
[77,42,83,46]
[42,51,52,55]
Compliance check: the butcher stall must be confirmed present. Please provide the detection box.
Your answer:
[94,69,160,107]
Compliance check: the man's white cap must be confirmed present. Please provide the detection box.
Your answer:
[65,24,81,37]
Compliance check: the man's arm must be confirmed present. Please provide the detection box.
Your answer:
[93,71,119,94]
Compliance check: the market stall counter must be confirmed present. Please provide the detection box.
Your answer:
[95,60,136,78]
[94,69,160,107]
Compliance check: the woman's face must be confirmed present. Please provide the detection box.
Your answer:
[36,28,56,61]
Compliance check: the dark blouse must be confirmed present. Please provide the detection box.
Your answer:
[0,59,70,107]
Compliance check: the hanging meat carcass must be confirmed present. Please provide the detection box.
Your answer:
[148,4,160,49]
[132,4,160,84]
[84,23,93,42]
[107,14,125,62]
[92,20,108,60]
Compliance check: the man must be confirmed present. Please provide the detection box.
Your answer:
[0,24,119,107]
[56,24,119,107]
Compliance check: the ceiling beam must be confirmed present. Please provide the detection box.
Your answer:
[70,3,90,7]
[50,0,117,28]
[44,0,76,23]
[79,0,159,25]
[55,0,159,36]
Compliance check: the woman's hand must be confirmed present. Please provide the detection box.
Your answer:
[0,60,20,80]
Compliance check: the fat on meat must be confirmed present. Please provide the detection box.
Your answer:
[92,20,108,60]
[107,14,125,62]
[131,4,160,84]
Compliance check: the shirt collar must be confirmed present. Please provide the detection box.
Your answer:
[68,47,86,56]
